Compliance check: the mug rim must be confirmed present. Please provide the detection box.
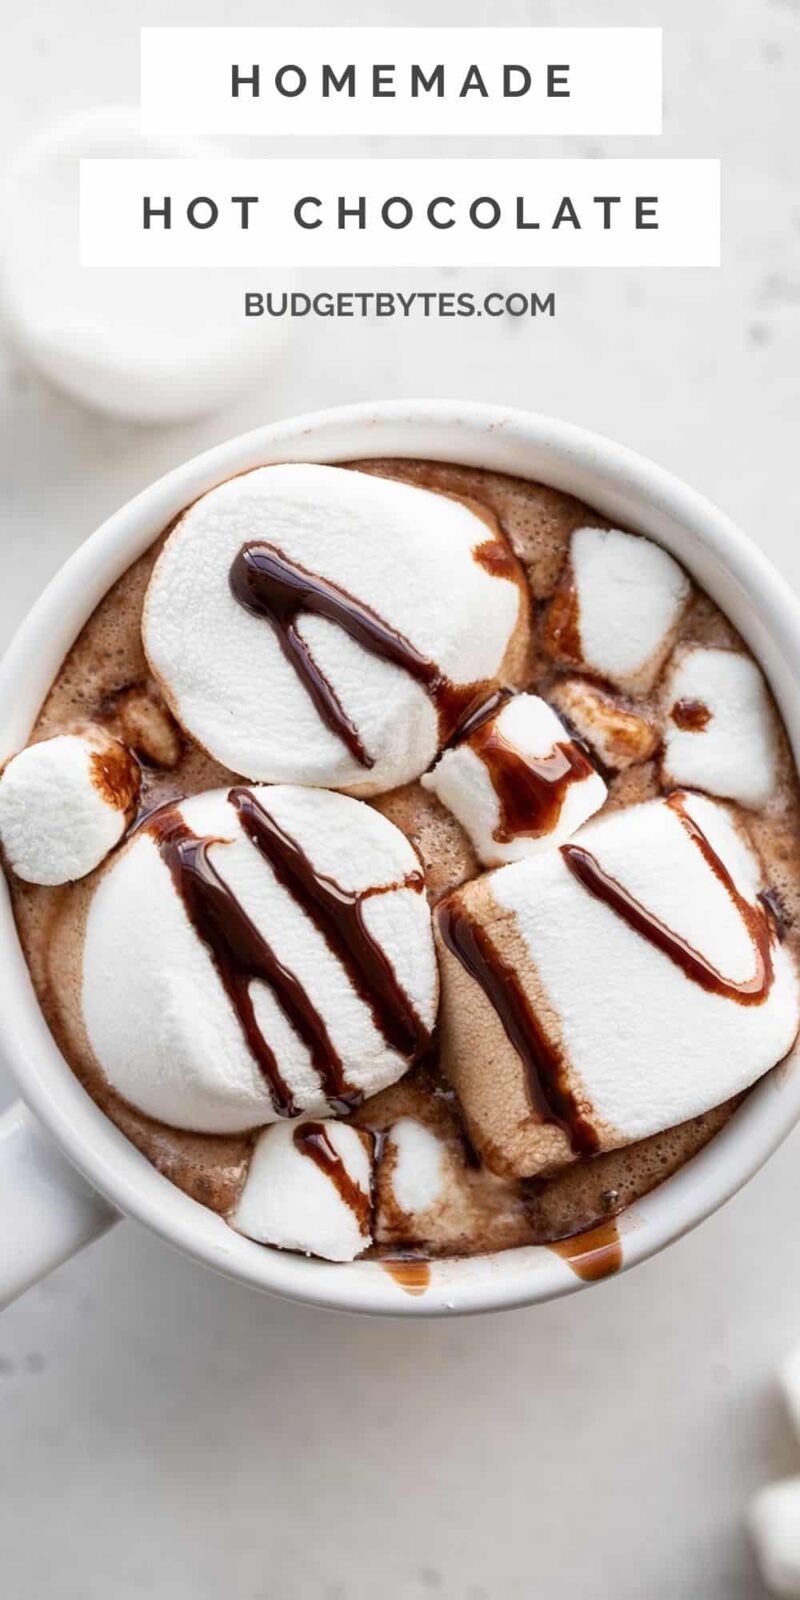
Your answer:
[2,397,800,1318]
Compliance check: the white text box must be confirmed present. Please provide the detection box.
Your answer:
[80,158,720,269]
[140,28,662,138]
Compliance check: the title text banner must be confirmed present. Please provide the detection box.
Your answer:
[140,28,662,138]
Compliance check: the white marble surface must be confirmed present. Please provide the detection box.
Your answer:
[2,2,800,1595]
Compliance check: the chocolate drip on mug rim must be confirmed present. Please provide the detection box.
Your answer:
[229,540,513,766]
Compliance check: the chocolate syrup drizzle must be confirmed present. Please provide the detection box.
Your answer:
[469,722,595,844]
[561,793,774,1005]
[292,1121,372,1235]
[437,900,599,1156]
[229,786,430,1061]
[229,541,507,767]
[147,791,430,1118]
[438,791,777,1154]
[671,697,712,732]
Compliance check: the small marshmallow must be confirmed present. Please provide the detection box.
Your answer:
[372,1117,479,1254]
[544,527,691,692]
[436,793,800,1177]
[661,646,779,809]
[0,732,139,886]
[230,1120,374,1262]
[115,688,183,770]
[385,1118,447,1216]
[547,677,659,771]
[143,464,528,797]
[749,1479,800,1597]
[421,693,607,867]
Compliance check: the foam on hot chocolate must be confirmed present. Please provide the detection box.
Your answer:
[436,792,799,1177]
[143,463,531,797]
[81,784,437,1133]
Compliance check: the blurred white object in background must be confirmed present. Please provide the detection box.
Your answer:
[749,1479,800,1597]
[0,107,290,422]
[748,1344,800,1595]
[781,1344,800,1444]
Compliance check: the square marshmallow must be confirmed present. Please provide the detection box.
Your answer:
[544,526,691,692]
[421,692,607,867]
[661,646,779,809]
[435,793,799,1177]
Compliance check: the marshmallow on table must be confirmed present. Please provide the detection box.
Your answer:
[662,646,779,809]
[750,1480,800,1598]
[82,784,438,1134]
[230,1120,374,1262]
[0,731,139,886]
[436,793,799,1177]
[544,526,691,692]
[781,1344,800,1446]
[547,677,659,771]
[0,108,290,422]
[421,692,607,866]
[143,464,529,797]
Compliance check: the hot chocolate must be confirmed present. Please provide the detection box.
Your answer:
[4,456,800,1283]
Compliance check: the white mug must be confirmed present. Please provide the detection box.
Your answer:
[2,399,799,1317]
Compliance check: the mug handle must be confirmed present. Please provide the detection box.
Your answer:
[0,1101,117,1309]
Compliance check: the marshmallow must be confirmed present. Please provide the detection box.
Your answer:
[436,793,799,1177]
[749,1480,800,1597]
[115,688,183,770]
[0,732,139,886]
[547,677,659,771]
[661,646,779,809]
[384,1117,447,1216]
[544,527,691,692]
[82,784,438,1134]
[421,693,607,867]
[0,108,290,422]
[143,464,528,797]
[230,1120,374,1262]
[779,1344,800,1446]
[372,1116,485,1254]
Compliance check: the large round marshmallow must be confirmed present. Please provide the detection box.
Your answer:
[142,464,527,796]
[421,692,607,866]
[0,732,139,886]
[545,526,691,691]
[81,784,438,1134]
[662,646,779,808]
[230,1120,374,1261]
[437,793,800,1176]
